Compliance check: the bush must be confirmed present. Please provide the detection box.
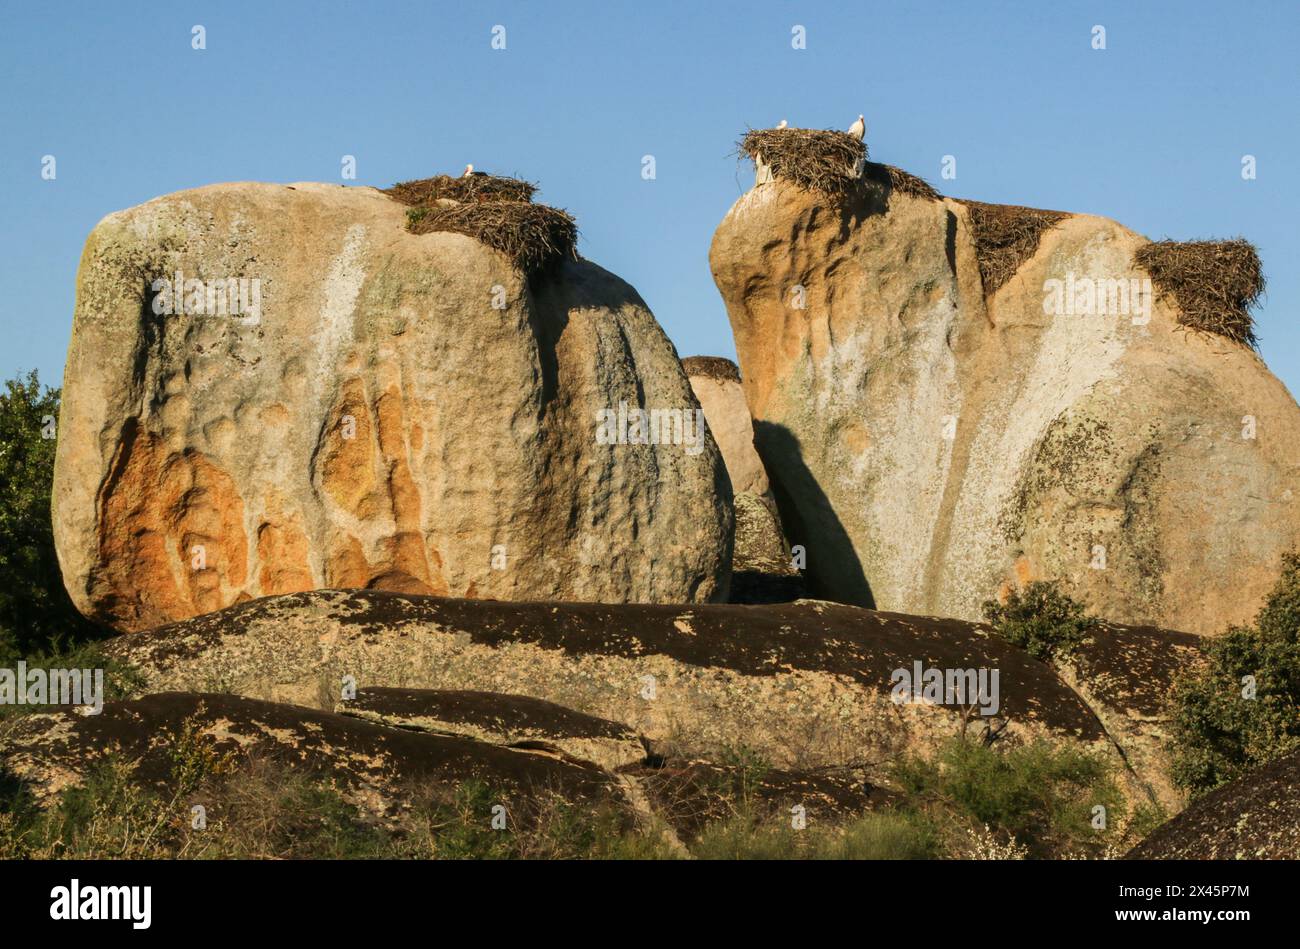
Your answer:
[1169,552,1300,796]
[0,371,104,662]
[982,581,1097,662]
[892,737,1129,858]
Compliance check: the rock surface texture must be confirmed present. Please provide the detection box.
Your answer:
[101,589,1186,805]
[682,356,802,603]
[710,167,1300,634]
[0,692,626,821]
[55,181,731,631]
[1126,747,1300,859]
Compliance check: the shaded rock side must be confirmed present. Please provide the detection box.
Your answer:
[103,589,1166,798]
[55,181,731,632]
[709,175,1300,635]
[1126,747,1300,859]
[729,491,805,604]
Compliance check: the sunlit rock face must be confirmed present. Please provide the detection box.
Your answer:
[710,173,1300,635]
[55,181,731,631]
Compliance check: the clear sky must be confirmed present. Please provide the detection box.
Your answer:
[2,0,1297,394]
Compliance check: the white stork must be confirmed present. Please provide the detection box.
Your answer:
[776,119,788,129]
[848,114,865,140]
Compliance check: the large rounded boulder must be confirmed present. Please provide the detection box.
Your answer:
[711,138,1300,635]
[54,179,731,631]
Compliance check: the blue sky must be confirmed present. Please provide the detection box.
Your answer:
[2,0,1297,394]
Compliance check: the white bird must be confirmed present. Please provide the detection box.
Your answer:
[776,119,788,129]
[461,163,474,177]
[848,114,865,140]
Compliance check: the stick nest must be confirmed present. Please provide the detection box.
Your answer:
[956,199,1071,294]
[1135,239,1263,347]
[383,173,576,276]
[384,173,537,206]
[863,162,943,201]
[739,128,867,196]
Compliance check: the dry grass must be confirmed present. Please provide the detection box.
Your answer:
[383,173,537,206]
[740,127,866,196]
[385,171,577,277]
[956,199,1071,294]
[1134,239,1263,347]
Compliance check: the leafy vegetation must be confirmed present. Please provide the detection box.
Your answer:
[891,737,1149,859]
[0,371,106,664]
[982,581,1098,662]
[1169,552,1300,796]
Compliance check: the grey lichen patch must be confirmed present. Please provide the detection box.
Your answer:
[1001,413,1116,545]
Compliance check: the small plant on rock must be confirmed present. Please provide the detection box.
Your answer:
[982,580,1097,662]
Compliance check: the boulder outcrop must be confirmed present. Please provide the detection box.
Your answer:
[682,356,802,603]
[54,180,731,632]
[710,152,1300,635]
[100,589,1181,803]
[1126,747,1300,859]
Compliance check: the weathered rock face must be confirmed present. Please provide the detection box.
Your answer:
[1126,747,1300,859]
[682,356,801,603]
[710,173,1300,634]
[682,356,768,497]
[100,589,1184,805]
[1056,621,1204,809]
[55,182,731,631]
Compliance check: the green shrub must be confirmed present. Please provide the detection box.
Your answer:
[1169,552,1300,796]
[982,581,1097,662]
[892,737,1127,858]
[0,371,105,662]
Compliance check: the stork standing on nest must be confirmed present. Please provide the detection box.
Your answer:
[848,114,865,140]
[776,119,788,129]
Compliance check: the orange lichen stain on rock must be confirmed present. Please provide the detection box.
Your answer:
[325,534,371,589]
[1013,555,1037,586]
[843,421,871,455]
[256,509,315,596]
[316,382,449,596]
[375,386,448,594]
[97,425,247,630]
[996,555,1039,603]
[317,378,382,520]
